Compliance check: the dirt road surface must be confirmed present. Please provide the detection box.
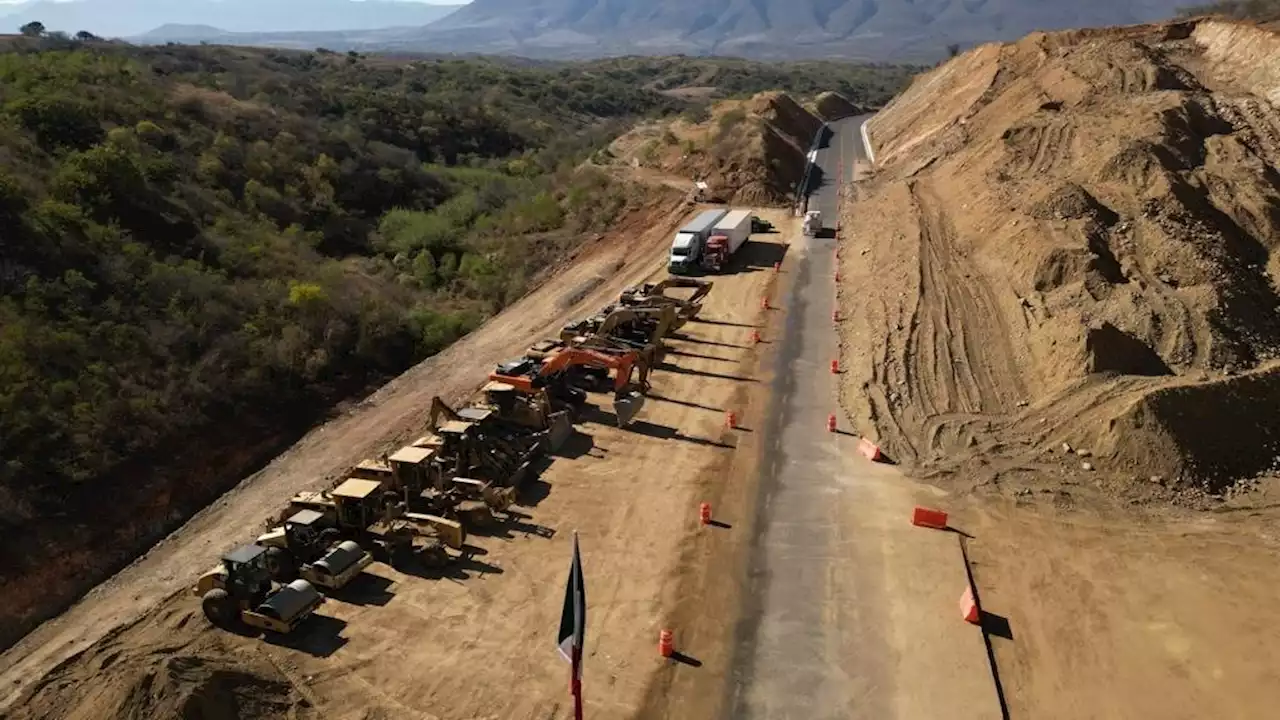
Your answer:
[964,498,1280,720]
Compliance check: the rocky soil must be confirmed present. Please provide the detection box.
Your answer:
[840,19,1280,502]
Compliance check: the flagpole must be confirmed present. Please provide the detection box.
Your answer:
[571,644,584,720]
[571,530,584,720]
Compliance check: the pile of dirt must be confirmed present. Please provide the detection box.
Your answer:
[839,18,1280,497]
[602,91,822,205]
[8,602,310,720]
[813,91,866,121]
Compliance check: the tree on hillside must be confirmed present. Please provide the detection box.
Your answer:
[75,31,100,41]
[19,21,45,37]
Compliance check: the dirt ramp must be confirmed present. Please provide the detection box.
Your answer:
[9,603,309,720]
[813,91,865,121]
[1105,365,1280,490]
[838,18,1280,494]
[602,91,822,205]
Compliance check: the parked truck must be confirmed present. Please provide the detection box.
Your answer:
[702,209,753,272]
[668,208,727,274]
[803,210,822,237]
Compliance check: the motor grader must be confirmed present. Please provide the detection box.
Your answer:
[490,346,650,426]
[287,477,463,569]
[255,508,374,590]
[193,543,324,633]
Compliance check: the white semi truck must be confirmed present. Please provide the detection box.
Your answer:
[668,208,728,274]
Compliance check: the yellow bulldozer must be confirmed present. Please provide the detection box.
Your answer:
[287,477,464,568]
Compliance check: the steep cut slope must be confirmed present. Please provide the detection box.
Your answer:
[409,0,1189,61]
[840,19,1280,498]
[600,92,823,205]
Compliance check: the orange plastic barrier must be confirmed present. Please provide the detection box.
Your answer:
[911,507,949,530]
[960,586,979,624]
[659,629,674,657]
[750,329,761,344]
[857,437,883,462]
[725,411,737,429]
[699,503,712,525]
[830,359,839,374]
[826,414,837,432]
[832,309,840,322]
[760,296,770,310]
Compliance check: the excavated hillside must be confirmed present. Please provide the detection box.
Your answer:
[840,19,1280,499]
[601,91,823,205]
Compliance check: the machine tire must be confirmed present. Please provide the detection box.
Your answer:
[388,543,413,570]
[317,528,341,550]
[201,588,236,628]
[264,547,298,583]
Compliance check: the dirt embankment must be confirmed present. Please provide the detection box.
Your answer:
[602,92,823,205]
[812,91,866,121]
[840,19,1280,498]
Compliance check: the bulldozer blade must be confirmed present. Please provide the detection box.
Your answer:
[404,512,466,550]
[547,411,573,452]
[613,391,646,427]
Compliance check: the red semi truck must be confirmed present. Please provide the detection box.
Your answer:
[701,209,753,272]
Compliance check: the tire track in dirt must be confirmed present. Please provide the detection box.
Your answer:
[886,180,1026,463]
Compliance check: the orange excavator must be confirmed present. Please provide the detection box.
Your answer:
[490,347,649,426]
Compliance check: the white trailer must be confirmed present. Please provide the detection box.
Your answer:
[702,209,753,272]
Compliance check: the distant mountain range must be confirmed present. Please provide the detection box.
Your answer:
[3,0,1192,61]
[0,0,464,38]
[406,0,1192,60]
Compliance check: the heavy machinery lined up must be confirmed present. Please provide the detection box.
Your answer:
[195,209,723,637]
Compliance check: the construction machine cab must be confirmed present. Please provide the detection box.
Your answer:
[195,544,324,633]
[331,478,386,529]
[388,445,437,495]
[220,544,274,599]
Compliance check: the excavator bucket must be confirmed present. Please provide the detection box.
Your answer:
[613,390,646,427]
[547,411,574,451]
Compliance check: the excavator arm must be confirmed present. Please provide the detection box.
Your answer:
[428,396,462,430]
[537,348,648,426]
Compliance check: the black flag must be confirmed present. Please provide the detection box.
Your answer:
[557,531,586,680]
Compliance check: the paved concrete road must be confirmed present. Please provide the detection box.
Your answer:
[722,117,1003,719]
[807,115,871,229]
